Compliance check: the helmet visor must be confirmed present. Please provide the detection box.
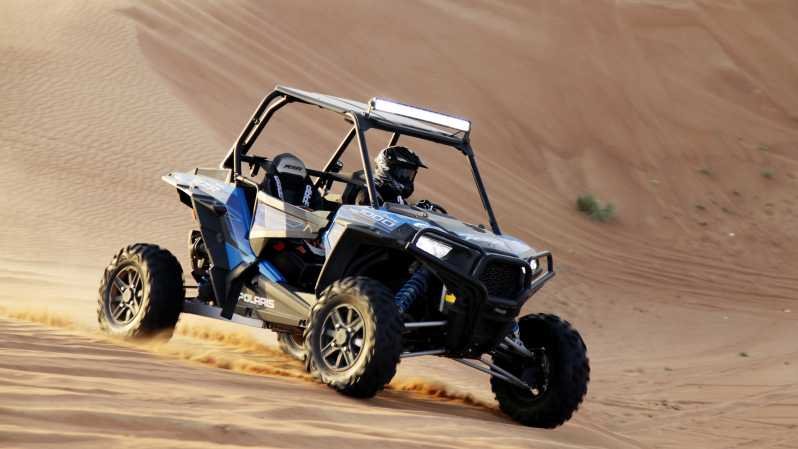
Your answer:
[391,166,417,182]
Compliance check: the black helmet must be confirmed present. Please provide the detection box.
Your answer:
[375,146,427,170]
[373,146,427,200]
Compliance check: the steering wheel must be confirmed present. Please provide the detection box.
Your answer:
[416,199,448,215]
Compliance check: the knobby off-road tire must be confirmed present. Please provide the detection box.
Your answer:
[304,276,402,398]
[97,243,185,340]
[277,332,306,361]
[491,313,589,428]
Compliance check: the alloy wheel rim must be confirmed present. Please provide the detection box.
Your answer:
[319,304,365,371]
[108,265,144,325]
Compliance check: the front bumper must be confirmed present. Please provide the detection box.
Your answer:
[407,228,555,357]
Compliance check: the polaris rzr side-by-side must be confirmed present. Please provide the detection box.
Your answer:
[97,86,589,428]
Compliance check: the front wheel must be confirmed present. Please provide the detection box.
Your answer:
[491,313,589,428]
[304,276,403,398]
[97,244,185,340]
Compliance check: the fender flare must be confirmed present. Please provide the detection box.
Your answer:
[315,225,411,296]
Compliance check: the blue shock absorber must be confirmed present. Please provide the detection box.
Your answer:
[511,321,521,338]
[394,266,432,313]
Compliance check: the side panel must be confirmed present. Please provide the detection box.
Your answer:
[323,205,429,253]
[236,265,314,328]
[167,172,286,318]
[249,191,330,257]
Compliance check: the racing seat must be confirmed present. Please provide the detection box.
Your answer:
[252,154,327,289]
[263,153,322,210]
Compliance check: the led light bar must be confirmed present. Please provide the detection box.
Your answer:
[370,98,471,133]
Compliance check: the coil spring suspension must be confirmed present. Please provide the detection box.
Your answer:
[394,266,432,313]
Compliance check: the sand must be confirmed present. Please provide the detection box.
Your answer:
[1,0,797,447]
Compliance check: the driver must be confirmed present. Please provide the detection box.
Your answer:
[356,146,446,213]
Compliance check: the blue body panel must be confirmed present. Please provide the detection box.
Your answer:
[163,171,286,283]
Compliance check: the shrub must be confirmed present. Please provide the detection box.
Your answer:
[576,194,597,213]
[576,194,616,222]
[761,169,774,179]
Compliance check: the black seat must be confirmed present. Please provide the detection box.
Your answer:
[263,153,322,209]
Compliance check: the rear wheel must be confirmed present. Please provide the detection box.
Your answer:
[305,276,402,398]
[97,244,184,340]
[491,313,589,428]
[277,332,306,361]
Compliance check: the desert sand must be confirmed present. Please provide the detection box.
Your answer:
[1,1,797,448]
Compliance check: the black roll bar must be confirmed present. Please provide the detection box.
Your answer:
[222,87,502,233]
[349,113,380,208]
[223,91,290,176]
[464,145,501,235]
[314,126,356,190]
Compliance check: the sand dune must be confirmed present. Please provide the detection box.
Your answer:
[1,309,639,449]
[2,0,797,448]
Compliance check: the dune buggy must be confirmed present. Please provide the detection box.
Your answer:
[97,86,589,427]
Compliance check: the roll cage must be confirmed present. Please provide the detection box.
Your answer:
[221,85,502,234]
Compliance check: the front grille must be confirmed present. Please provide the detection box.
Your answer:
[478,259,525,299]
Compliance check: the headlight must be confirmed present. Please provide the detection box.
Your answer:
[416,235,453,259]
[527,257,539,271]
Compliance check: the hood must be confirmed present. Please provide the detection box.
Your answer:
[381,205,536,259]
[425,214,536,259]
